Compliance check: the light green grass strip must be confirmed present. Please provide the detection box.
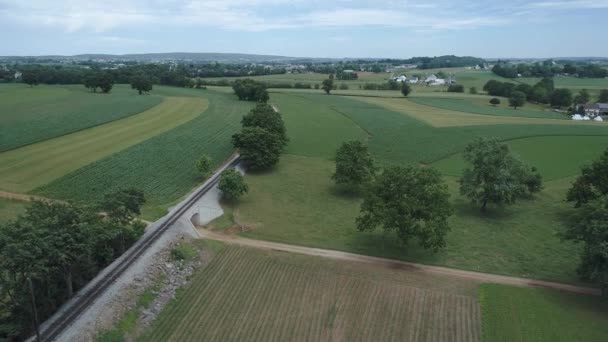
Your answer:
[0,97,207,193]
[479,284,608,342]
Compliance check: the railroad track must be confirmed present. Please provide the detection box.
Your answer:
[38,155,241,342]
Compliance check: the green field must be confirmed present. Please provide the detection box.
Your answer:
[36,88,253,219]
[142,245,482,341]
[0,84,162,151]
[0,96,207,193]
[479,284,608,341]
[409,96,564,119]
[0,198,27,223]
[214,91,608,283]
[434,135,608,181]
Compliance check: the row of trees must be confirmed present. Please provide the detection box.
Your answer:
[483,78,576,108]
[492,61,608,78]
[232,79,269,103]
[0,189,146,339]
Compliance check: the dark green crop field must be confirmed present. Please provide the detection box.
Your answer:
[0,84,161,151]
[36,88,253,219]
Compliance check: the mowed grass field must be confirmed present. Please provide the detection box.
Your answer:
[142,245,483,342]
[0,84,162,151]
[216,90,608,283]
[479,284,608,342]
[0,96,207,193]
[35,87,254,219]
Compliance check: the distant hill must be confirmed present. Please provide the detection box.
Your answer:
[0,52,320,64]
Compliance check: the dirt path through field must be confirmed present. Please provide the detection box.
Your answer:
[197,228,601,296]
[0,190,60,202]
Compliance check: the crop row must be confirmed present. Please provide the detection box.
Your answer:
[143,246,482,341]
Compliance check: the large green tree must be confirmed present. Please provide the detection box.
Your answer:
[550,88,573,108]
[241,103,288,146]
[21,71,38,87]
[567,148,608,207]
[219,169,249,201]
[130,74,153,95]
[232,127,283,170]
[563,195,608,295]
[401,82,411,97]
[356,166,453,252]
[574,89,591,105]
[331,140,375,191]
[321,75,334,95]
[508,91,526,109]
[232,79,269,102]
[459,137,542,211]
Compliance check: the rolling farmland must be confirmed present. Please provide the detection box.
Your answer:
[0,84,162,151]
[36,88,254,219]
[143,245,483,342]
[0,96,207,193]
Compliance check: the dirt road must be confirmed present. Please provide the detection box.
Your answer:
[197,228,601,296]
[0,190,59,202]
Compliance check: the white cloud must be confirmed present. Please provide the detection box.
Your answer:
[530,0,608,9]
[0,0,581,34]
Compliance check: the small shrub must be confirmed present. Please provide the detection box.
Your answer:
[171,243,197,262]
[447,84,465,93]
[490,98,501,106]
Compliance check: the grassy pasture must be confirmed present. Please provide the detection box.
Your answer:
[434,135,608,181]
[232,155,585,283]
[0,198,26,223]
[217,92,608,283]
[0,96,207,193]
[0,84,162,151]
[36,88,253,219]
[142,245,482,341]
[479,284,608,341]
[202,71,393,88]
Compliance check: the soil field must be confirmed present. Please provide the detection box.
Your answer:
[142,245,482,342]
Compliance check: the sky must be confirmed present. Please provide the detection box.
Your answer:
[1,0,607,58]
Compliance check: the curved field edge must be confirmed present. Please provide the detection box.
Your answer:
[0,96,207,193]
[433,135,608,181]
[0,84,163,151]
[408,96,564,120]
[35,89,254,220]
[278,93,608,166]
[141,245,482,342]
[479,284,608,342]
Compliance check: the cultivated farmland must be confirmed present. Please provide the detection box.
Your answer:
[0,96,207,193]
[36,88,254,219]
[142,245,483,342]
[0,84,161,151]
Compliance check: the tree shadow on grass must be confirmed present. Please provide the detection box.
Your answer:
[452,198,515,221]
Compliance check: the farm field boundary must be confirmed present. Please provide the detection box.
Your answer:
[143,244,483,342]
[198,229,601,296]
[0,96,207,193]
[354,96,605,128]
[0,84,162,151]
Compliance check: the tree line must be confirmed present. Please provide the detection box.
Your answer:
[482,78,592,109]
[0,189,146,340]
[492,61,608,78]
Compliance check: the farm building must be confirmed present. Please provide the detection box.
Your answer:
[392,75,407,82]
[425,74,447,86]
[409,77,419,84]
[584,103,608,117]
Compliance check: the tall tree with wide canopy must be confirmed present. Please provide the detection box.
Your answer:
[460,137,542,211]
[356,166,453,252]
